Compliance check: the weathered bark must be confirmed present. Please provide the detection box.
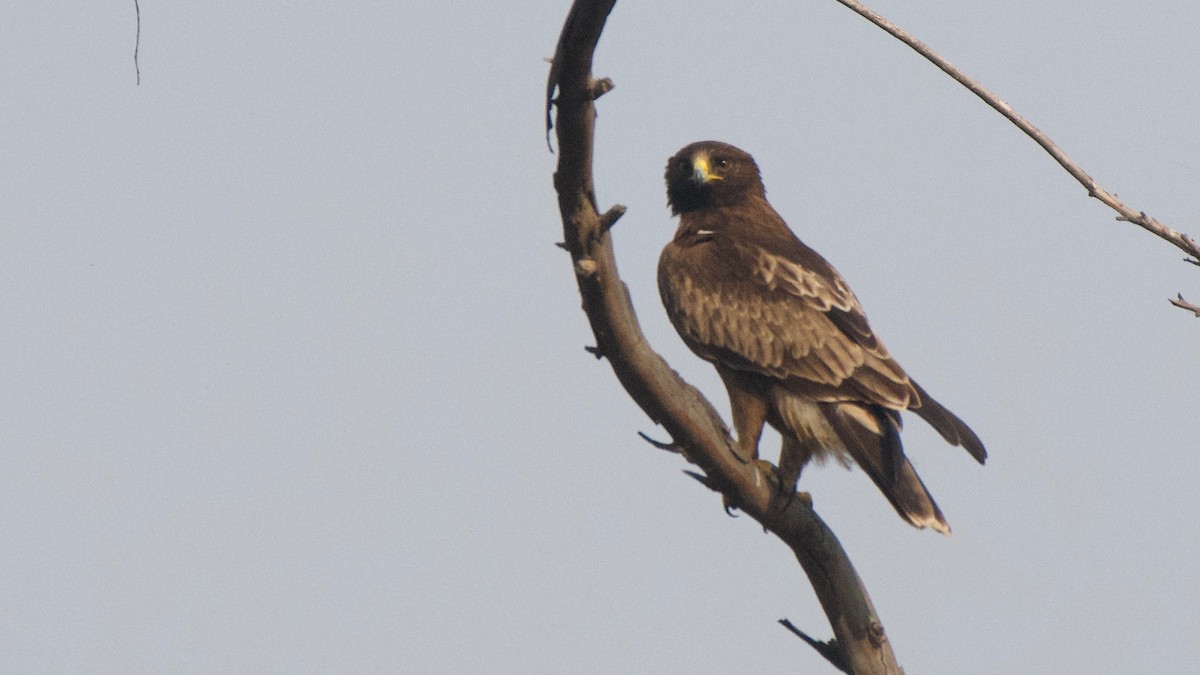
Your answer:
[546,2,902,672]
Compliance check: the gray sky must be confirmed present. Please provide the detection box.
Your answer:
[3,1,1198,673]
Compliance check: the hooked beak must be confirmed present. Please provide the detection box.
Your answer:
[691,156,723,184]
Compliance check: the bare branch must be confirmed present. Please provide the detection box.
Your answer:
[637,431,680,452]
[780,618,854,674]
[598,203,626,234]
[133,0,141,85]
[547,1,901,672]
[833,0,1200,279]
[1170,294,1200,317]
[833,0,1200,259]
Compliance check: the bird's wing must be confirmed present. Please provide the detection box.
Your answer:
[659,238,917,410]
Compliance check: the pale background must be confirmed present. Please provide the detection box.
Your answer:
[3,1,1198,673]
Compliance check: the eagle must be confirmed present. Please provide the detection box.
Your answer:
[657,140,986,534]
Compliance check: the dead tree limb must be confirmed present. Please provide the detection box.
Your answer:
[546,1,901,672]
[133,0,141,85]
[833,0,1199,314]
[1170,294,1200,317]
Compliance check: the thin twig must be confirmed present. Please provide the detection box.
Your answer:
[637,431,680,452]
[833,0,1200,264]
[1170,294,1200,317]
[779,619,853,674]
[133,0,141,85]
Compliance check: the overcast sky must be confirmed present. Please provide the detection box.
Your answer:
[3,1,1198,673]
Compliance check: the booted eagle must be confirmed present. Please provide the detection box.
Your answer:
[657,141,986,534]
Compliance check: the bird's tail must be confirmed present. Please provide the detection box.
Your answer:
[823,402,951,535]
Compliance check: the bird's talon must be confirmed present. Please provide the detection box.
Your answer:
[777,489,813,513]
[750,459,775,489]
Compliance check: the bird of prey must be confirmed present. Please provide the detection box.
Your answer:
[657,140,986,534]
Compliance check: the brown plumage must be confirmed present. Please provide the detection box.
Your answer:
[657,140,986,534]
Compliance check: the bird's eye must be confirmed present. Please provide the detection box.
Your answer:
[715,157,730,169]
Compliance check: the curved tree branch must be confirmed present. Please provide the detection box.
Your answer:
[546,2,901,673]
[833,0,1200,314]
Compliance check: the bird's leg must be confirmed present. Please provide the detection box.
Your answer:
[777,435,813,509]
[719,374,768,464]
[716,375,779,505]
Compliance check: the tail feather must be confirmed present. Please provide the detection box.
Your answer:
[824,402,951,535]
[910,380,987,465]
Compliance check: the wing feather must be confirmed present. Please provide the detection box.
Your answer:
[660,237,916,410]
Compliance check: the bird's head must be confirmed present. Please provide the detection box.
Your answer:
[665,141,764,214]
